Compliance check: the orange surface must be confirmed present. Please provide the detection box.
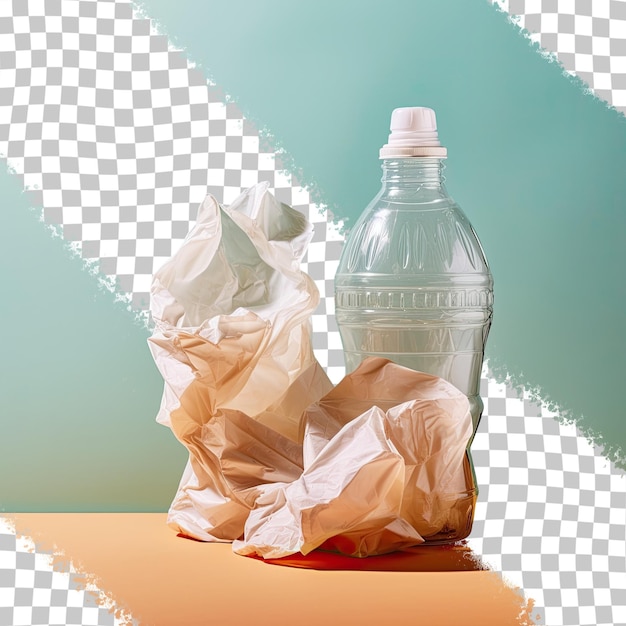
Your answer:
[9,514,536,626]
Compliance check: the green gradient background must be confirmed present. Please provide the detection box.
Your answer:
[0,168,186,511]
[1,0,625,511]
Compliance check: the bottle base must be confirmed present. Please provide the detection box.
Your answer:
[419,490,477,545]
[412,451,478,545]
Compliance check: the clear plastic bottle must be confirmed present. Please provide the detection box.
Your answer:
[335,107,494,543]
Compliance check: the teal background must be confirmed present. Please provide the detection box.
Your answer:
[0,167,186,511]
[1,0,625,511]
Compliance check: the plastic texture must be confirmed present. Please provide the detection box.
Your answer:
[379,106,448,158]
[336,109,494,543]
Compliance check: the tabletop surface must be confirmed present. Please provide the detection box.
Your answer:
[7,514,536,626]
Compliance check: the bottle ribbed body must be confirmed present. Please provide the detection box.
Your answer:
[335,159,493,543]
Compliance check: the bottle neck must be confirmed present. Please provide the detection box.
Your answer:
[380,157,445,190]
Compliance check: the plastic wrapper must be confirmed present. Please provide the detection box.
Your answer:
[149,183,473,557]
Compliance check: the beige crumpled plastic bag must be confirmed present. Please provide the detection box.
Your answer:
[148,183,473,557]
[234,357,473,558]
[148,183,333,541]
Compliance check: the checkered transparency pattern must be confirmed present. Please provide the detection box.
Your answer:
[469,371,626,626]
[0,1,625,626]
[492,0,626,113]
[0,519,125,626]
[0,0,346,380]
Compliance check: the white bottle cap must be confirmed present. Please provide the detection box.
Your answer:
[379,107,447,159]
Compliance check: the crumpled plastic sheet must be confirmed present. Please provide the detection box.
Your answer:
[148,182,473,558]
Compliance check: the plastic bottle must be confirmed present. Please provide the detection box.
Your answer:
[334,107,494,543]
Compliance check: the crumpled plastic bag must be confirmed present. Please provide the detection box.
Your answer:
[233,357,473,558]
[148,183,473,557]
[148,183,333,541]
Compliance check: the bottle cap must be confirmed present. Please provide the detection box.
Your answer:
[379,107,447,159]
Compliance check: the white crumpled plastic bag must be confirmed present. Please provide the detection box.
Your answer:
[148,183,333,541]
[148,183,473,557]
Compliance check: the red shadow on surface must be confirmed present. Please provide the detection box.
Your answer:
[177,533,487,572]
[239,542,488,572]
